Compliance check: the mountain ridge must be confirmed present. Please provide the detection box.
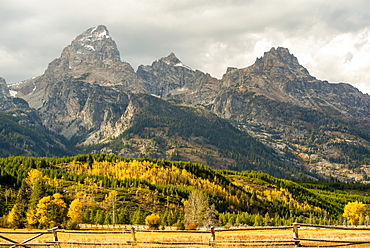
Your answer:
[3,25,370,182]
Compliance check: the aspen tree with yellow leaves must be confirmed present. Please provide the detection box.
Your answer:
[26,169,43,189]
[7,204,23,228]
[35,193,67,228]
[343,201,367,226]
[67,199,84,223]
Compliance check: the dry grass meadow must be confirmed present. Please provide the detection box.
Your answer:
[2,226,370,247]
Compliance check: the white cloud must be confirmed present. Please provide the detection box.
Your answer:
[299,29,370,93]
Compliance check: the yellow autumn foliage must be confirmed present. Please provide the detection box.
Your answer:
[26,169,43,188]
[343,201,366,226]
[68,199,84,223]
[145,214,161,230]
[65,160,243,208]
[263,188,317,213]
[35,193,67,228]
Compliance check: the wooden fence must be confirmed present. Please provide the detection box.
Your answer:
[0,227,58,247]
[1,223,370,247]
[292,223,370,247]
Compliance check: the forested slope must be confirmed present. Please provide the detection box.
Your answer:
[1,155,369,229]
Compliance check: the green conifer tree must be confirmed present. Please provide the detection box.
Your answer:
[8,181,29,228]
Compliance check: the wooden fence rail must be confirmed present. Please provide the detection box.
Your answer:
[1,224,370,247]
[0,227,57,247]
[292,223,370,247]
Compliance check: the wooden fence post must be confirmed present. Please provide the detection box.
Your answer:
[52,228,58,242]
[292,223,300,247]
[131,227,137,242]
[210,226,216,241]
[209,226,216,246]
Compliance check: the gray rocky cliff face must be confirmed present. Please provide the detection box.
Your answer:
[138,47,370,123]
[137,52,198,97]
[135,48,370,170]
[0,77,29,111]
[6,26,148,143]
[137,53,222,106]
[37,78,136,144]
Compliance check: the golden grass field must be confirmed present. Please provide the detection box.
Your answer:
[1,227,370,247]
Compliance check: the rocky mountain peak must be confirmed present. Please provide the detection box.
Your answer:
[253,47,310,77]
[44,25,142,89]
[161,52,182,65]
[63,24,121,67]
[10,25,144,110]
[156,53,192,70]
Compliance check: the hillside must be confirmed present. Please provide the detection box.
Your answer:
[84,93,307,179]
[0,109,72,157]
[1,155,370,229]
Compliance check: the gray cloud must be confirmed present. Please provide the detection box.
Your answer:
[1,0,370,93]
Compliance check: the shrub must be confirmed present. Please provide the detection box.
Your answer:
[145,214,161,230]
[186,223,197,230]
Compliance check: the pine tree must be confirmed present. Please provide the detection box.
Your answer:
[117,207,131,224]
[131,208,145,225]
[95,210,105,225]
[87,154,93,169]
[28,180,46,208]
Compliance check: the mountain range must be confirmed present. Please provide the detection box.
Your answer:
[2,25,370,182]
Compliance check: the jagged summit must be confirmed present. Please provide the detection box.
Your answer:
[44,24,143,88]
[77,25,111,40]
[253,47,311,78]
[62,24,121,67]
[161,52,182,65]
[156,52,192,70]
[137,53,199,97]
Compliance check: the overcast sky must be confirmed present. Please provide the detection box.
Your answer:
[1,0,370,94]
